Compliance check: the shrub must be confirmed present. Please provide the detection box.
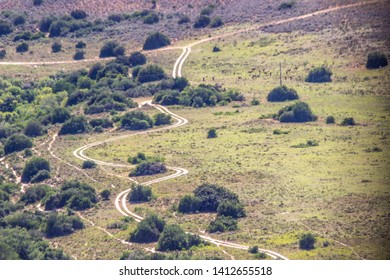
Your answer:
[267,85,299,102]
[128,152,147,164]
[325,116,335,124]
[71,10,87,20]
[21,185,52,204]
[276,101,317,123]
[157,224,188,251]
[24,148,33,157]
[75,41,86,49]
[16,42,29,53]
[278,1,296,10]
[137,64,166,83]
[193,183,239,212]
[207,128,217,138]
[129,51,147,66]
[130,214,165,243]
[21,157,50,183]
[130,161,167,176]
[4,134,33,155]
[89,118,113,128]
[129,184,152,202]
[24,121,44,137]
[51,108,70,124]
[33,0,44,6]
[178,15,190,24]
[212,46,221,52]
[251,98,260,105]
[59,116,90,135]
[45,213,84,237]
[39,15,56,32]
[143,32,171,50]
[82,160,96,169]
[154,113,171,126]
[248,246,259,254]
[100,189,111,200]
[366,51,388,69]
[143,13,159,24]
[73,50,85,60]
[208,215,238,233]
[217,200,246,218]
[77,76,93,89]
[51,41,62,53]
[108,14,124,22]
[210,17,223,28]
[178,195,201,213]
[0,21,13,36]
[30,169,51,183]
[305,66,332,83]
[299,233,316,250]
[49,20,63,37]
[341,117,356,126]
[121,111,153,130]
[99,41,124,58]
[200,6,214,16]
[13,15,26,26]
[0,49,6,59]
[193,15,210,28]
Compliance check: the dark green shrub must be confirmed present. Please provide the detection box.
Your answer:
[59,116,90,135]
[89,118,113,128]
[0,49,6,59]
[13,15,26,26]
[53,79,75,93]
[4,134,33,155]
[194,183,239,212]
[39,15,56,32]
[325,116,335,124]
[153,90,180,105]
[129,51,147,66]
[16,42,29,53]
[21,157,50,183]
[217,200,246,218]
[305,66,332,83]
[108,14,124,22]
[278,1,296,10]
[276,101,317,123]
[5,212,41,230]
[33,0,44,6]
[100,189,111,200]
[341,117,356,126]
[113,45,125,57]
[143,32,171,50]
[267,85,299,102]
[299,233,316,250]
[99,41,124,58]
[88,63,103,79]
[71,10,87,20]
[178,195,201,213]
[251,98,260,105]
[178,15,190,24]
[143,13,159,24]
[82,160,96,169]
[130,214,165,243]
[49,20,63,37]
[51,108,70,124]
[212,46,221,52]
[172,77,189,91]
[30,169,51,183]
[75,41,86,49]
[210,17,223,28]
[154,113,171,126]
[128,152,147,164]
[130,161,167,176]
[157,224,188,251]
[24,149,33,157]
[21,185,52,204]
[45,213,84,237]
[208,215,238,233]
[24,121,44,137]
[51,41,62,53]
[200,6,214,16]
[193,15,210,28]
[77,76,93,89]
[0,21,13,36]
[73,50,85,60]
[129,184,152,202]
[121,111,153,130]
[248,246,259,254]
[137,64,166,83]
[366,51,388,69]
[207,128,217,138]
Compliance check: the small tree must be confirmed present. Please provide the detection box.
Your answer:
[71,10,87,20]
[0,21,13,36]
[366,51,388,69]
[51,41,62,53]
[82,160,96,169]
[75,41,86,49]
[129,184,152,202]
[154,113,171,126]
[99,41,124,58]
[16,42,29,53]
[100,189,111,200]
[341,117,356,126]
[4,134,33,155]
[130,214,165,243]
[207,128,217,138]
[267,85,299,102]
[24,121,44,137]
[193,15,210,28]
[248,246,259,254]
[21,157,51,183]
[143,32,171,50]
[13,15,26,26]
[305,66,332,83]
[129,51,147,66]
[325,116,335,124]
[157,224,188,251]
[73,50,85,60]
[299,233,316,250]
[217,200,246,218]
[178,195,201,213]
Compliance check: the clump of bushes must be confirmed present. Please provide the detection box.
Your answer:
[325,116,335,124]
[24,121,45,137]
[70,10,88,20]
[4,134,33,155]
[50,108,70,124]
[207,128,217,138]
[366,51,388,69]
[16,42,29,53]
[51,41,62,53]
[82,160,97,169]
[154,113,171,126]
[21,157,51,183]
[75,41,86,49]
[341,117,356,126]
[99,41,125,58]
[45,213,84,237]
[21,185,53,204]
[291,140,319,148]
[89,118,113,129]
[59,116,90,135]
[276,101,317,123]
[305,66,332,83]
[128,184,152,202]
[208,215,238,233]
[129,214,165,243]
[128,51,147,66]
[210,17,223,28]
[130,161,167,176]
[128,152,164,164]
[73,50,85,60]
[121,111,153,130]
[178,15,190,24]
[137,64,166,83]
[156,225,204,252]
[143,12,159,24]
[267,85,299,102]
[0,21,13,36]
[193,15,210,28]
[299,233,316,250]
[100,189,111,200]
[278,1,296,10]
[143,32,171,50]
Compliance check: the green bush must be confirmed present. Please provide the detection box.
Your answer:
[82,160,96,169]
[193,183,239,212]
[178,15,190,24]
[217,200,246,218]
[154,113,171,126]
[267,85,299,102]
[130,214,165,243]
[0,21,13,36]
[278,1,296,10]
[299,233,316,250]
[193,15,210,28]
[21,185,52,204]
[21,157,51,183]
[128,152,147,164]
[251,98,260,105]
[73,50,85,60]
[39,15,56,32]
[178,195,201,213]
[108,14,124,22]
[200,6,214,16]
[45,213,84,237]
[212,46,221,52]
[130,161,167,176]
[100,189,111,200]
[89,118,113,128]
[33,0,43,5]
[210,17,223,28]
[341,117,356,126]
[207,128,217,138]
[121,111,153,130]
[30,170,51,183]
[13,15,26,26]
[0,49,6,59]
[51,108,70,124]
[305,66,332,83]
[99,41,125,58]
[75,41,86,49]
[208,215,238,233]
[143,13,159,24]
[129,184,152,202]
[276,101,317,123]
[16,42,29,53]
[366,51,388,69]
[71,10,87,20]
[248,246,259,254]
[24,121,44,137]
[143,32,171,50]
[325,116,335,124]
[157,224,188,251]
[4,134,33,155]
[51,41,62,53]
[129,51,147,66]
[59,116,90,135]
[49,20,63,37]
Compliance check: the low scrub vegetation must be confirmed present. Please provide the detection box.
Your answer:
[267,85,299,102]
[276,102,317,123]
[366,51,388,69]
[305,66,332,83]
[129,214,165,243]
[128,184,152,202]
[143,32,170,50]
[130,161,167,177]
[121,111,153,130]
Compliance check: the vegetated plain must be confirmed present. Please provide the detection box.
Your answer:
[0,0,389,260]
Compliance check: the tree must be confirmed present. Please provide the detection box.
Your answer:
[59,116,90,135]
[325,116,335,124]
[207,128,217,138]
[299,233,316,250]
[267,85,299,102]
[178,195,201,213]
[130,161,167,176]
[0,49,6,59]
[305,66,332,83]
[217,200,246,218]
[24,121,44,137]
[130,214,165,243]
[51,41,62,53]
[16,42,29,53]
[154,113,171,126]
[51,108,70,124]
[82,160,96,169]
[100,189,111,200]
[137,64,166,83]
[13,15,26,26]
[143,32,171,50]
[210,17,223,28]
[277,101,317,123]
[21,157,50,183]
[157,224,188,251]
[341,117,356,126]
[193,15,210,28]
[71,10,87,20]
[75,41,86,49]
[4,134,33,155]
[128,184,152,202]
[99,41,124,58]
[121,111,153,130]
[129,51,147,66]
[0,21,13,36]
[73,50,85,60]
[366,51,388,69]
